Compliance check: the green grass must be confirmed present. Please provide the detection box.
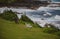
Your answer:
[0,18,60,39]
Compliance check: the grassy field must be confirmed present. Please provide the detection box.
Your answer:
[0,18,60,39]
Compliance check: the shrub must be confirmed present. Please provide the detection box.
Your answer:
[43,27,59,34]
[0,10,19,22]
[55,31,60,36]
[33,23,42,28]
[20,15,33,23]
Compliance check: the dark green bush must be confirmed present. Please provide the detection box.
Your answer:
[43,27,59,34]
[20,15,33,23]
[33,23,42,28]
[55,31,60,36]
[0,10,18,21]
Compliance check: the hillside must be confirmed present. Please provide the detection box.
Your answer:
[0,18,60,39]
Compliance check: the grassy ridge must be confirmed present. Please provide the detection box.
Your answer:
[0,18,60,39]
[0,10,60,39]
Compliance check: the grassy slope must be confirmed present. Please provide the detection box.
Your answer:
[0,18,59,39]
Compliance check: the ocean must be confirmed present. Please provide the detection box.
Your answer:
[52,0,60,2]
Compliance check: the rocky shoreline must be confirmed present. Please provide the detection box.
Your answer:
[0,2,49,9]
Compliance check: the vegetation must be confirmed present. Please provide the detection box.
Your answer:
[0,18,60,39]
[0,10,19,23]
[0,10,60,39]
[0,0,16,4]
[43,27,60,37]
[43,27,59,34]
[55,31,60,36]
[20,15,34,23]
[31,23,42,28]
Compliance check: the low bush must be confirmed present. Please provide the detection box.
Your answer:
[33,23,42,28]
[0,10,18,21]
[43,27,59,34]
[0,10,19,23]
[55,31,60,36]
[20,15,33,23]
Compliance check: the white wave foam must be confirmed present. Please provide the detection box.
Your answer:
[43,11,52,16]
[37,6,60,11]
[55,15,60,20]
[0,7,35,13]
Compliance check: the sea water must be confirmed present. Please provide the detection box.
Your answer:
[52,0,60,2]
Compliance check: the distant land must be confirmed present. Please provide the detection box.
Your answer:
[0,0,60,9]
[0,0,50,9]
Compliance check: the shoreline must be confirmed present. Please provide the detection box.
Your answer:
[0,3,49,10]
